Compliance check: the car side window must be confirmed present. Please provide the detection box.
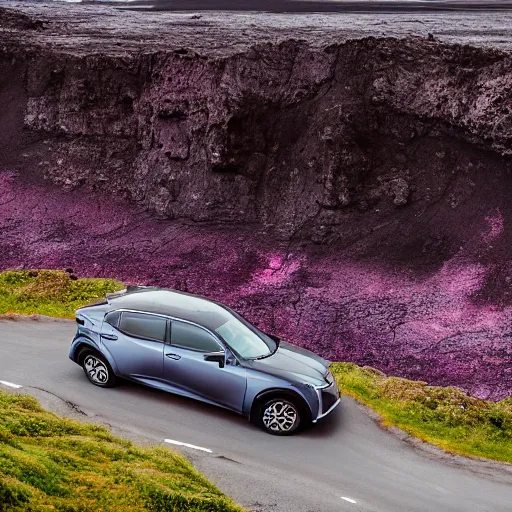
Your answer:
[105,311,121,328]
[171,321,221,352]
[119,312,166,342]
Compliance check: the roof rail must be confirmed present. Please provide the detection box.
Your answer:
[105,289,127,301]
[105,285,159,302]
[126,285,159,293]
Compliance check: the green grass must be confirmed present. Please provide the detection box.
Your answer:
[0,391,244,512]
[0,270,124,318]
[332,362,512,464]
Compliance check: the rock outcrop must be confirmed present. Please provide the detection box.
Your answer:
[6,31,512,239]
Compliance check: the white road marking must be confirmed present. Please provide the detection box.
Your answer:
[0,380,23,389]
[164,439,213,453]
[341,496,357,504]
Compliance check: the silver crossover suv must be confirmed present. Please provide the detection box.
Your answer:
[69,286,340,435]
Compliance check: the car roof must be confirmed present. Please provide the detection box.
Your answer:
[108,288,234,331]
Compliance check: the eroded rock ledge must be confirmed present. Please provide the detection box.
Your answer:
[3,12,511,237]
[1,5,512,399]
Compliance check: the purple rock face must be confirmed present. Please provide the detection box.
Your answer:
[1,6,512,399]
[2,170,512,400]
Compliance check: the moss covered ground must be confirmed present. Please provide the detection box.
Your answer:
[332,362,512,464]
[0,270,124,318]
[0,392,244,512]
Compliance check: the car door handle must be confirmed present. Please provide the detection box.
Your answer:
[166,353,181,360]
[101,334,118,341]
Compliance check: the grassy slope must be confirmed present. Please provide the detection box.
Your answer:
[0,392,244,512]
[0,270,124,318]
[332,363,512,464]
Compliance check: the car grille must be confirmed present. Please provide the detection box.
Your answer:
[321,388,339,414]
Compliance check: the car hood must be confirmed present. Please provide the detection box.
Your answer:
[244,341,330,385]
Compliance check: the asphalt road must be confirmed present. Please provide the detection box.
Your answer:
[1,320,511,512]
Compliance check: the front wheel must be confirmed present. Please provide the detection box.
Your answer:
[259,397,302,435]
[81,350,116,388]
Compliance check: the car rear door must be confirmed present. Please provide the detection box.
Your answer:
[163,320,247,412]
[100,311,165,379]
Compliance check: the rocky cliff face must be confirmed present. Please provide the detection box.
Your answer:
[9,32,512,239]
[1,5,512,399]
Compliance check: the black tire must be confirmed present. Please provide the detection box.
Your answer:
[80,349,116,388]
[258,397,302,436]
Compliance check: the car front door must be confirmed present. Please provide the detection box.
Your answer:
[100,311,165,379]
[163,320,247,412]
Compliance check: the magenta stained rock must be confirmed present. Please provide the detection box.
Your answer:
[1,172,511,401]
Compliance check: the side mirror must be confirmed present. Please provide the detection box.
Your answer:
[203,351,225,368]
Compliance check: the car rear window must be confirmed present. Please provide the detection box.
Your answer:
[171,321,220,352]
[119,312,166,342]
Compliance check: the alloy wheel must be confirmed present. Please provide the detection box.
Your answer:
[84,355,109,385]
[262,400,299,433]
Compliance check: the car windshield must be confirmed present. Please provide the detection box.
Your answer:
[215,314,276,359]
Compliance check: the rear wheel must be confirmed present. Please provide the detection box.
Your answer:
[81,350,116,388]
[259,397,302,435]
